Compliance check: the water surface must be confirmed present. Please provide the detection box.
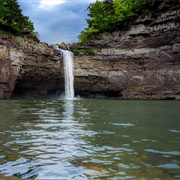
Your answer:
[0,100,180,179]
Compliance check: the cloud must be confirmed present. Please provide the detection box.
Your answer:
[17,0,98,44]
[39,0,66,9]
[37,0,97,10]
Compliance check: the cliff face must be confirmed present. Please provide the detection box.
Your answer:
[73,6,180,99]
[0,35,63,99]
[0,1,179,100]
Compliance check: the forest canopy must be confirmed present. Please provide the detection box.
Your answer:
[0,0,37,38]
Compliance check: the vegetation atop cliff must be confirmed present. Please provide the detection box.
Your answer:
[78,0,179,43]
[0,0,38,40]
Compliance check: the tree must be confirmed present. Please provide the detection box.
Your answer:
[0,0,36,37]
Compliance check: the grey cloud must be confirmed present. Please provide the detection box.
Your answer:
[18,0,91,44]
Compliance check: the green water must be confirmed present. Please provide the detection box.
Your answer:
[0,100,179,179]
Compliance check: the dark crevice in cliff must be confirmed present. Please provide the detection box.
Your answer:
[76,90,123,99]
[11,75,65,99]
[12,85,64,99]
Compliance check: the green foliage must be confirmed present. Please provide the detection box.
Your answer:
[78,28,99,43]
[0,29,11,35]
[50,43,60,47]
[0,0,37,39]
[73,48,95,55]
[78,0,150,42]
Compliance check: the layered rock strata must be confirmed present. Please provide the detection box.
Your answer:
[0,35,63,99]
[73,7,180,99]
[0,1,179,100]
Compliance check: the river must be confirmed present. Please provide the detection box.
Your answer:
[0,100,179,179]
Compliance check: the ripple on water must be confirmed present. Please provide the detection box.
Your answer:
[118,163,140,169]
[111,123,135,127]
[169,129,180,133]
[145,149,180,156]
[0,155,6,159]
[157,163,180,169]
[0,100,180,179]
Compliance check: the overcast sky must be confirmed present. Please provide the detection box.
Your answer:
[17,0,97,44]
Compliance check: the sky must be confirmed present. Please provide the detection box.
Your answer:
[17,0,97,44]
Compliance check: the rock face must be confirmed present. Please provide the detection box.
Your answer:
[0,59,16,99]
[0,35,63,99]
[0,1,179,100]
[73,6,180,99]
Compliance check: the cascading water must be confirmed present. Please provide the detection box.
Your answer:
[61,49,74,99]
[55,46,74,99]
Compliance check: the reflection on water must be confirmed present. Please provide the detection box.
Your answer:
[0,100,180,179]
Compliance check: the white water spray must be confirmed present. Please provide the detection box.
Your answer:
[60,49,75,99]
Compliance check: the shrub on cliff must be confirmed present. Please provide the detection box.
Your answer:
[0,0,38,40]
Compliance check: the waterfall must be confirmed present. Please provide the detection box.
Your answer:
[60,49,75,99]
